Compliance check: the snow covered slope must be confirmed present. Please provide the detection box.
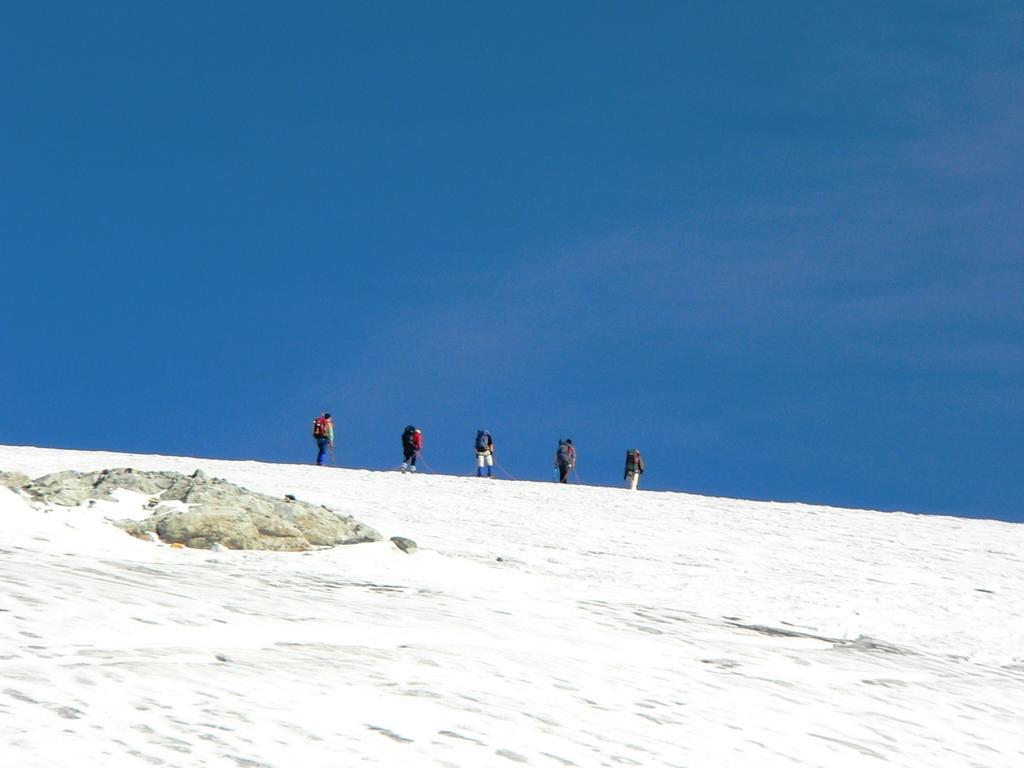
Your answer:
[2,444,1022,768]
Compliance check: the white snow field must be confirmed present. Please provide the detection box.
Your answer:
[1,445,1022,768]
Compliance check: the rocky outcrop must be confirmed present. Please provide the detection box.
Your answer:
[0,471,31,490]
[9,468,381,551]
[20,467,179,506]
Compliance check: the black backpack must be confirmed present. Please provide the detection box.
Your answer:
[402,425,416,449]
[557,441,573,463]
[476,430,490,451]
[625,449,640,471]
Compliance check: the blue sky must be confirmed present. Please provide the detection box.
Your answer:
[2,2,1021,521]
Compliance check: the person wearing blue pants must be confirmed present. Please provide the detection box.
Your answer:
[312,413,334,465]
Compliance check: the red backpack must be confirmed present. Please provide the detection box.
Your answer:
[312,417,330,438]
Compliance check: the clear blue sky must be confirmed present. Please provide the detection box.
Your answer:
[2,3,1021,521]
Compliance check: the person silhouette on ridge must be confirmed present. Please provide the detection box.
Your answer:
[624,448,644,490]
[312,413,334,466]
[475,430,494,477]
[554,438,575,483]
[401,425,422,472]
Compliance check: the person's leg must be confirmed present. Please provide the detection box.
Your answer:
[485,453,493,477]
[476,452,484,476]
[630,472,640,490]
[559,463,569,483]
[316,439,327,465]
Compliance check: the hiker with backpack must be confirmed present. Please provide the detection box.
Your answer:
[475,430,494,477]
[312,413,334,466]
[401,425,422,472]
[554,438,576,483]
[624,448,644,490]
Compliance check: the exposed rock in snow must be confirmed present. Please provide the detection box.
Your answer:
[20,467,179,505]
[0,470,31,489]
[10,467,381,551]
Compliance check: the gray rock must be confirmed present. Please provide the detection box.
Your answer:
[390,536,418,554]
[21,468,179,506]
[155,507,268,550]
[128,488,381,550]
[16,467,381,552]
[0,471,31,489]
